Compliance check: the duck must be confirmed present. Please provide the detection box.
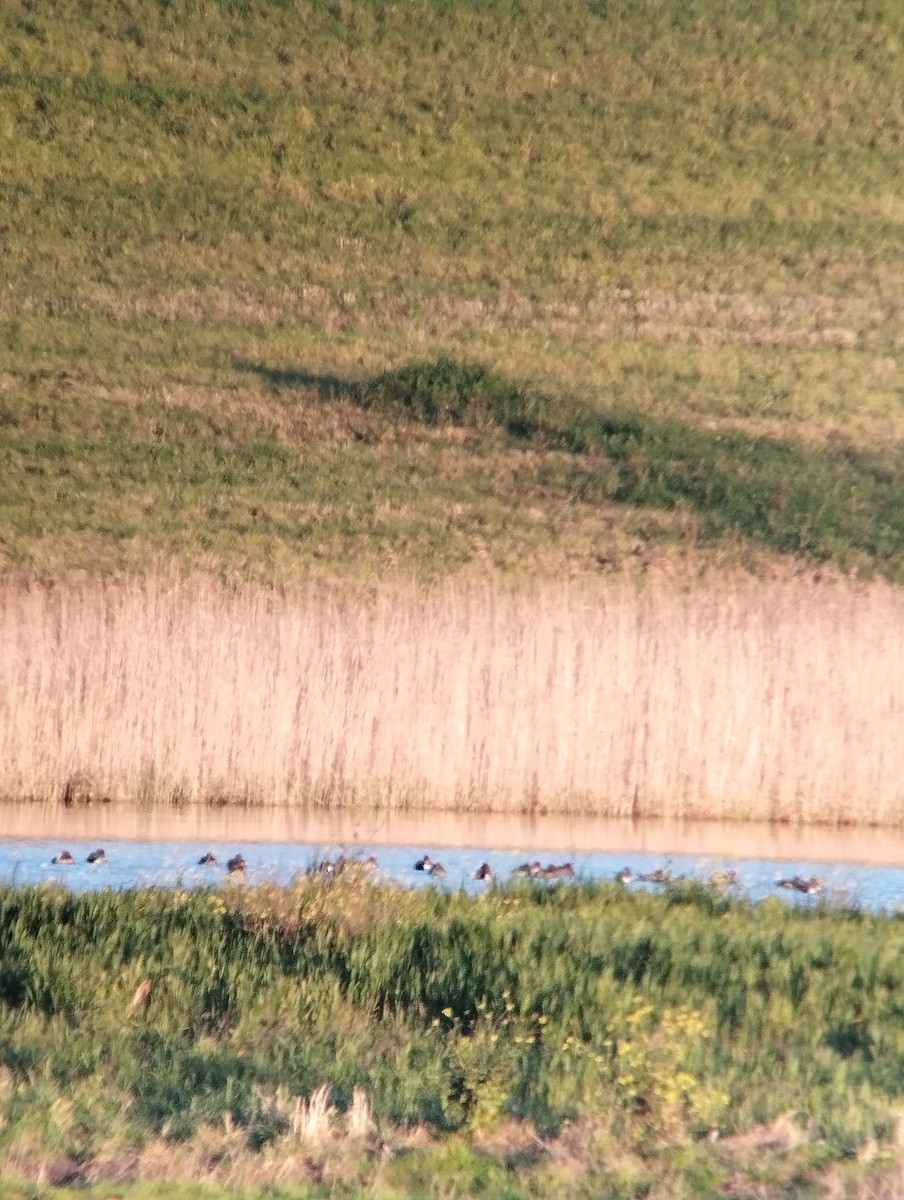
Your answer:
[86,848,107,865]
[638,864,686,885]
[709,868,740,889]
[474,863,494,881]
[511,861,542,878]
[198,852,218,866]
[615,866,634,884]
[414,855,446,877]
[317,854,377,878]
[226,854,246,874]
[541,862,575,879]
[638,865,672,884]
[52,850,75,865]
[777,874,822,895]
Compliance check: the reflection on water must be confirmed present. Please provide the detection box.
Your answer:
[4,801,904,863]
[2,802,904,911]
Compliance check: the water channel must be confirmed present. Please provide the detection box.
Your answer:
[3,803,904,911]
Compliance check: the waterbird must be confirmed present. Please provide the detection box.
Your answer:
[638,866,672,884]
[615,867,634,884]
[541,862,575,879]
[318,854,378,878]
[474,863,494,881]
[226,854,246,874]
[638,864,685,885]
[86,848,107,864]
[709,868,740,889]
[414,855,446,876]
[777,874,822,895]
[52,850,75,865]
[198,852,218,866]
[511,861,542,878]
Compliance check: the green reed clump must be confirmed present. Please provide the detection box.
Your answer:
[2,875,904,1179]
[355,358,547,438]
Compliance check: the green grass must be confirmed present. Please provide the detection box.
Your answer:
[1,0,903,580]
[4,356,904,580]
[3,876,904,1194]
[358,359,904,576]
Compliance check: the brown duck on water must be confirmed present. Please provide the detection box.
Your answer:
[777,874,822,895]
[511,861,542,878]
[638,863,686,885]
[540,863,575,879]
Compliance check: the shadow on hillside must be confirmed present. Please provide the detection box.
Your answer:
[233,355,904,579]
[233,358,352,400]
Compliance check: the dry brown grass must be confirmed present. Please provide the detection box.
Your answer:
[3,573,904,825]
[3,280,899,350]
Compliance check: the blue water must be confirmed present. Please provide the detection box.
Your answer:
[4,838,904,912]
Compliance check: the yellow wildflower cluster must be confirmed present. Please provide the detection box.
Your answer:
[610,1004,728,1136]
[433,991,552,1132]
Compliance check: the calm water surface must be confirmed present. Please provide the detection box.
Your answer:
[3,803,904,911]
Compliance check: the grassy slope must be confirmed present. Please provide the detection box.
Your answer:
[3,875,904,1196]
[1,0,903,579]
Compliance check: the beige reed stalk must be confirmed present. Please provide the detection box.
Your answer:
[2,574,904,824]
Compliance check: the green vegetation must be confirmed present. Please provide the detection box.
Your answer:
[358,359,904,576]
[5,5,904,1190]
[2,875,904,1195]
[2,0,903,580]
[5,354,904,581]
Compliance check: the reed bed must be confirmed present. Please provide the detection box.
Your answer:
[2,574,904,824]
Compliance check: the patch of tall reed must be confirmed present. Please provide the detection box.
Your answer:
[2,573,903,823]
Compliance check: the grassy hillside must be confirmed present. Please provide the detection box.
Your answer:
[1,0,903,580]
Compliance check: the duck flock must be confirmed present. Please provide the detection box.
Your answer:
[51,847,248,874]
[44,847,824,896]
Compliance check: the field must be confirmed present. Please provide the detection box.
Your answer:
[2,0,904,820]
[3,4,904,1194]
[1,0,903,583]
[2,873,904,1198]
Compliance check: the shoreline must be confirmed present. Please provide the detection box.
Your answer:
[6,802,904,867]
